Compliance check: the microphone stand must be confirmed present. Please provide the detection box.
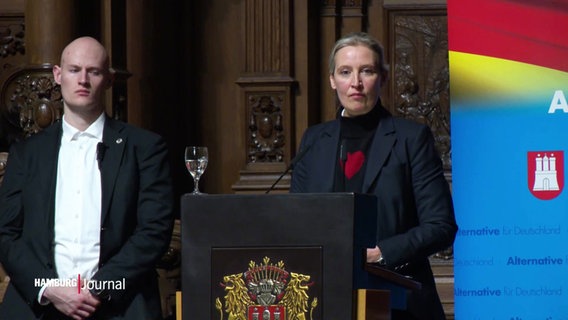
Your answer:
[265,166,292,194]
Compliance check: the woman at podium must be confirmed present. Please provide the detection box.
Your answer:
[290,32,458,320]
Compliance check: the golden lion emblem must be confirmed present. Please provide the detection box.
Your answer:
[215,257,318,320]
[217,273,253,320]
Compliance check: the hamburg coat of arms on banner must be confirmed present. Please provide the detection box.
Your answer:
[527,151,564,200]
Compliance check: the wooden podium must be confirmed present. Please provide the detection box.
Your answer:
[180,193,419,319]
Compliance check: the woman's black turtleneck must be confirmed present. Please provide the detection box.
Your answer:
[334,105,381,192]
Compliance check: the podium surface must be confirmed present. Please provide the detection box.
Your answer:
[180,193,415,319]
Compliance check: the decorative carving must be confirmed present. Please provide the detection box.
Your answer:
[392,14,451,171]
[390,12,453,263]
[248,94,285,163]
[341,0,363,7]
[0,20,25,58]
[1,66,62,139]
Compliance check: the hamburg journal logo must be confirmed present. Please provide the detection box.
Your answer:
[527,151,564,200]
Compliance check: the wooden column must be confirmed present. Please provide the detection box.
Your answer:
[25,0,75,65]
[232,0,296,194]
[340,0,366,34]
[101,0,129,121]
[320,1,340,122]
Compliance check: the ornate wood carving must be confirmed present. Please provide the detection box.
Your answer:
[388,10,451,172]
[1,65,62,139]
[233,82,293,193]
[0,19,24,58]
[341,0,364,7]
[385,7,454,317]
[0,14,25,82]
[389,11,453,258]
[248,93,285,163]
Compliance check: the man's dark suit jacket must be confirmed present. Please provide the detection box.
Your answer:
[290,106,457,320]
[0,116,174,320]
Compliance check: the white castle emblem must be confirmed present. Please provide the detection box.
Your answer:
[532,153,559,191]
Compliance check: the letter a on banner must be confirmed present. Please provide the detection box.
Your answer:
[548,90,568,113]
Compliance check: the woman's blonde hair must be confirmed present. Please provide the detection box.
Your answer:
[328,32,389,82]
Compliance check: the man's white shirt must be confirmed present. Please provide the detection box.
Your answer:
[38,113,105,303]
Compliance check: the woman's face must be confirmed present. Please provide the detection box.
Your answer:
[329,45,382,117]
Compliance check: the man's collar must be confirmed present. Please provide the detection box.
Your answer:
[61,113,106,141]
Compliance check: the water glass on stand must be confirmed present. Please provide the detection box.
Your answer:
[185,146,208,194]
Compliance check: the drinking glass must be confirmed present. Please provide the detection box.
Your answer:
[184,146,208,194]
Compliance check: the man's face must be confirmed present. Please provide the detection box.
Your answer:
[329,45,382,117]
[53,39,111,115]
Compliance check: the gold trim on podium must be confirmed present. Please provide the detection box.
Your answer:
[176,291,182,320]
[356,289,391,320]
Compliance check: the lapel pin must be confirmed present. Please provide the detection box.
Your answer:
[116,138,123,144]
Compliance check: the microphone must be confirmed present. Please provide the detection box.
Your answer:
[339,140,347,164]
[265,144,312,194]
[96,142,107,169]
[339,140,347,185]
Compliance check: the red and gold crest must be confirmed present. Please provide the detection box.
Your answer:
[215,257,318,320]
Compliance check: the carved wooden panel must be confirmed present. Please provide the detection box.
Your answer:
[387,9,451,172]
[247,93,286,163]
[384,7,454,317]
[1,66,62,140]
[0,15,24,59]
[233,82,294,193]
